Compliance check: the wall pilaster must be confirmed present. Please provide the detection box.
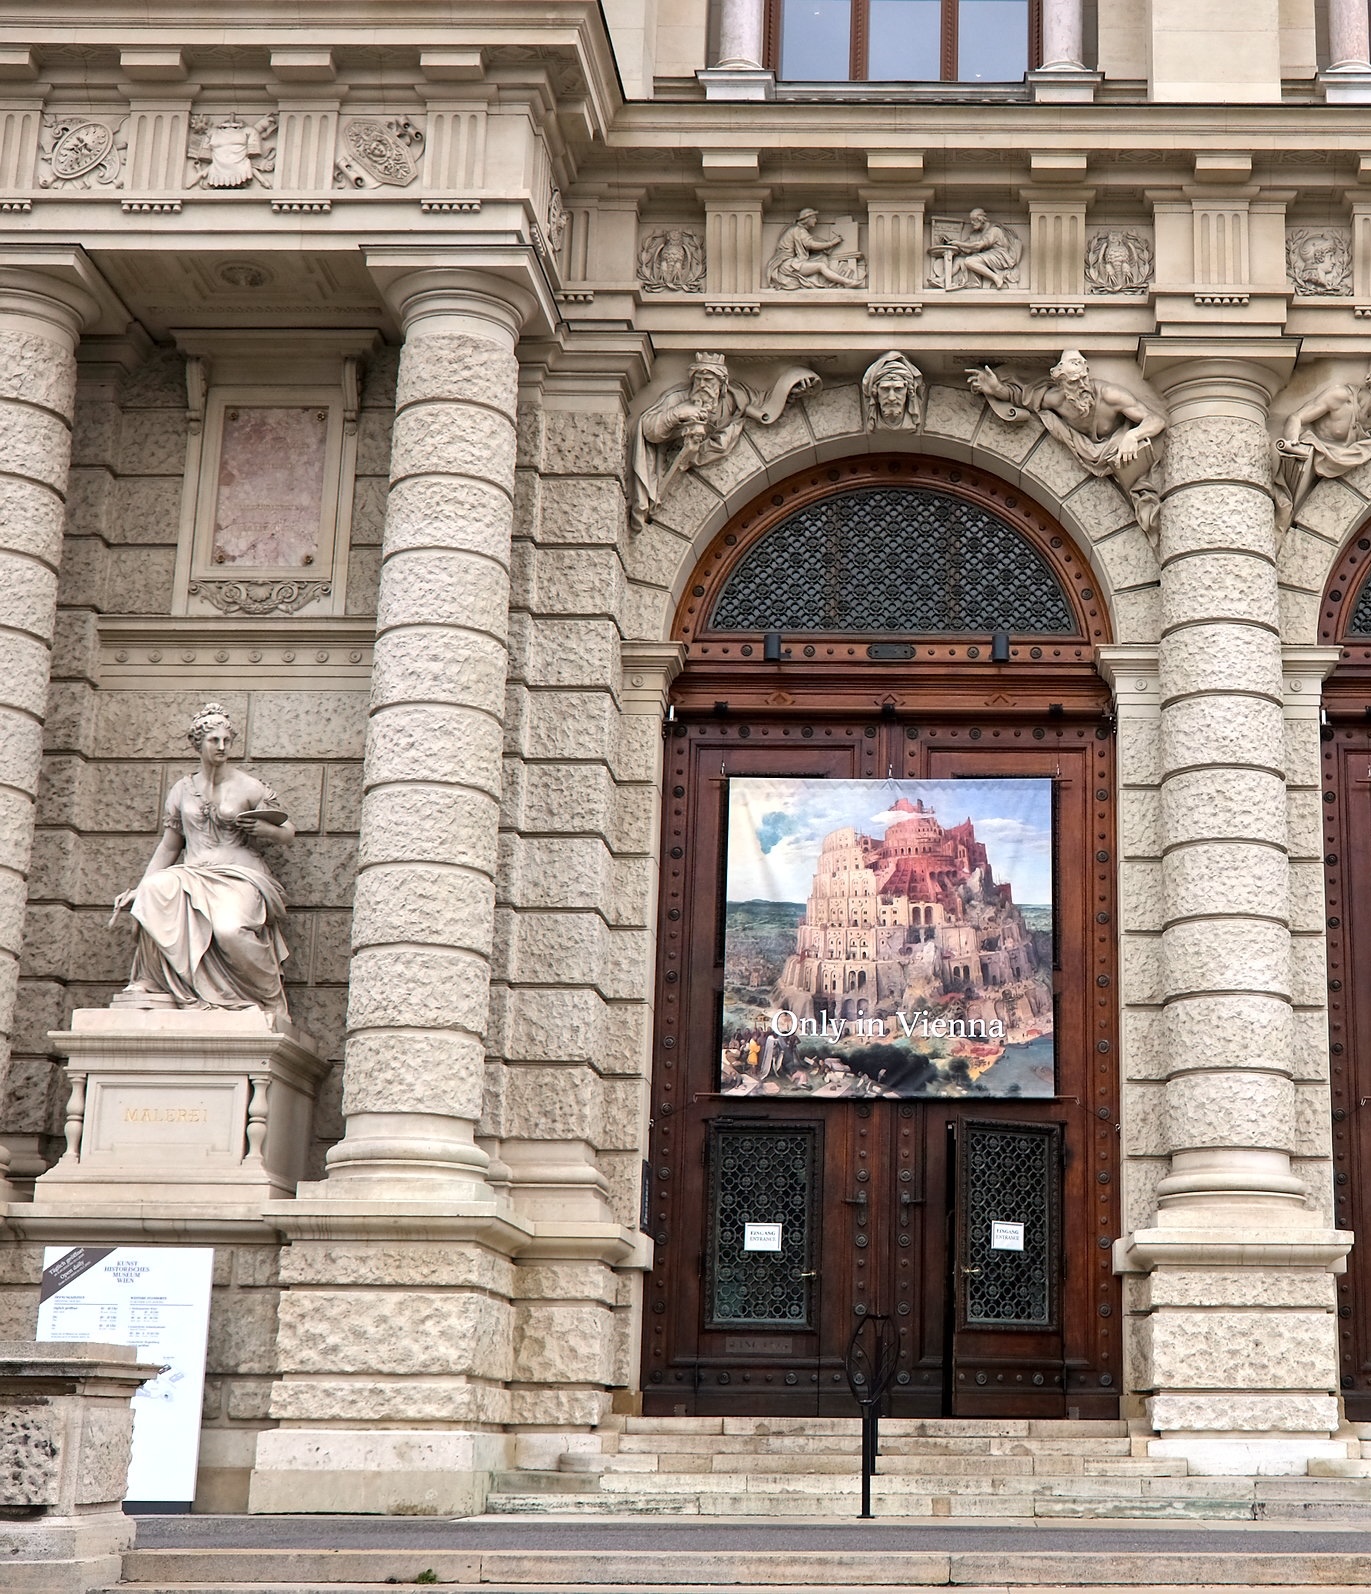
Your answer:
[0,260,97,1204]
[1118,342,1351,1475]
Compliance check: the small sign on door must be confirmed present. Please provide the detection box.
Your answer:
[743,1223,783,1251]
[990,1221,1025,1251]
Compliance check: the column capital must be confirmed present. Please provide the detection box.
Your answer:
[1140,336,1299,425]
[0,247,108,346]
[364,249,552,341]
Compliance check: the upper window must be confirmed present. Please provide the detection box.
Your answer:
[770,0,1038,83]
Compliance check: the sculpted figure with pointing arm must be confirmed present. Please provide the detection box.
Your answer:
[967,351,1167,543]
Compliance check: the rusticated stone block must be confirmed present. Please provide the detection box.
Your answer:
[1163,840,1289,923]
[508,836,612,912]
[1123,1005,1164,1080]
[91,690,249,760]
[377,548,510,637]
[924,382,981,442]
[396,333,519,416]
[512,1302,614,1385]
[1116,714,1162,786]
[694,432,767,500]
[1120,859,1163,931]
[510,911,605,988]
[1164,414,1271,492]
[1161,552,1280,630]
[1286,788,1324,857]
[261,836,357,911]
[341,1028,486,1119]
[648,462,724,540]
[540,406,628,476]
[742,403,812,468]
[1124,1080,1167,1156]
[521,617,619,690]
[0,483,66,566]
[1161,917,1290,1000]
[372,629,508,719]
[391,404,515,487]
[538,476,629,548]
[381,473,513,563]
[279,1242,511,1292]
[0,407,75,490]
[118,408,187,475]
[1294,1080,1333,1157]
[1146,1309,1337,1391]
[522,691,616,763]
[1160,621,1281,701]
[529,545,627,617]
[1161,766,1287,848]
[1120,787,1162,857]
[345,547,381,615]
[501,1065,597,1141]
[1149,1392,1338,1432]
[1160,483,1274,562]
[1288,932,1331,1007]
[364,702,505,795]
[269,1380,509,1424]
[1092,526,1158,596]
[1290,475,1365,542]
[276,1290,514,1380]
[1063,473,1136,539]
[507,1387,608,1427]
[347,944,490,1034]
[1161,693,1285,777]
[0,328,76,414]
[0,553,58,644]
[520,762,614,839]
[356,784,494,871]
[0,1404,61,1503]
[1163,993,1292,1077]
[1021,433,1092,501]
[1163,1068,1297,1154]
[248,691,367,762]
[801,383,861,442]
[506,985,601,1065]
[350,862,494,956]
[972,403,1040,466]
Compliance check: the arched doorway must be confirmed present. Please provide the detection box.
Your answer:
[642,455,1122,1419]
[1318,536,1371,1416]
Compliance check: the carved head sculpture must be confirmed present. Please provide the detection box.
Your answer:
[797,207,818,226]
[1050,350,1094,420]
[688,352,729,414]
[968,207,988,230]
[861,351,925,432]
[188,702,237,754]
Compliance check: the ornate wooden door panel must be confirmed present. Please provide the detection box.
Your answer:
[643,707,1119,1418]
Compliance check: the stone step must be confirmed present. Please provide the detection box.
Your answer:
[612,1432,1137,1456]
[620,1415,1127,1438]
[587,1452,1186,1478]
[1313,1458,1371,1477]
[110,1545,1371,1584]
[92,1586,1371,1594]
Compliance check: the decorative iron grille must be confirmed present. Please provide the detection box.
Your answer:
[958,1120,1060,1329]
[710,487,1077,634]
[706,1124,817,1326]
[1349,569,1371,635]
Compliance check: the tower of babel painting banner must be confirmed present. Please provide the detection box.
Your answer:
[775,799,1052,1041]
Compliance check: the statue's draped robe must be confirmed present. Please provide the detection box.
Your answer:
[129,775,290,1020]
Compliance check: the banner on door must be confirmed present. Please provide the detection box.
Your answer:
[721,777,1054,1099]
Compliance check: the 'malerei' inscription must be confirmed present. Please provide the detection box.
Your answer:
[123,1106,210,1124]
[724,1336,794,1356]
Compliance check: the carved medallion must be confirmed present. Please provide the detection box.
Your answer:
[339,117,424,188]
[1286,228,1353,297]
[51,121,113,180]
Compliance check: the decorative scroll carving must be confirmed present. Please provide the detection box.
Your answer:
[967,351,1167,544]
[1273,372,1371,535]
[188,578,332,616]
[861,352,926,432]
[1286,228,1353,296]
[545,187,568,253]
[765,208,866,289]
[187,113,279,190]
[334,117,424,189]
[630,353,820,532]
[38,116,126,191]
[638,228,706,293]
[928,210,1023,290]
[1084,230,1153,295]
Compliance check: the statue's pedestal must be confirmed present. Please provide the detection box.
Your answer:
[26,1009,328,1217]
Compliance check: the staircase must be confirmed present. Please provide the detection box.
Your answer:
[486,1414,1371,1520]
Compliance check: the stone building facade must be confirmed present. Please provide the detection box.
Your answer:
[2,0,1371,1514]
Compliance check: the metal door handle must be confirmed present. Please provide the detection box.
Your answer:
[845,1191,868,1209]
[900,1191,915,1229]
[961,1266,982,1275]
[795,1270,818,1278]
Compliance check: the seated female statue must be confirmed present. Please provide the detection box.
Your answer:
[110,702,295,1022]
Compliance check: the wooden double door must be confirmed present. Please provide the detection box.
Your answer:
[642,686,1122,1419]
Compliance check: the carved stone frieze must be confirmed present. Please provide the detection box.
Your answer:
[38,115,127,191]
[187,113,279,190]
[638,228,706,293]
[188,578,332,616]
[765,208,866,289]
[334,116,425,189]
[1286,228,1353,296]
[1085,230,1154,295]
[862,351,926,432]
[928,210,1023,290]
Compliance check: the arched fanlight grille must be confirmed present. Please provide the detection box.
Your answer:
[710,486,1077,635]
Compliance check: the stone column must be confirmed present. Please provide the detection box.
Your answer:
[0,265,95,1202]
[699,0,775,101]
[1122,344,1351,1474]
[1329,0,1371,70]
[1039,0,1086,69]
[322,266,535,1201]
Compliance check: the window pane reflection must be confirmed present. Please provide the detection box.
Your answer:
[957,0,1029,81]
[779,0,852,80]
[868,0,941,80]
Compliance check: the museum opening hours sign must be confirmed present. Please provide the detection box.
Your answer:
[721,777,1055,1099]
[36,1245,214,1507]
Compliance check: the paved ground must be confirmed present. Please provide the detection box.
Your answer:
[130,1514,1371,1552]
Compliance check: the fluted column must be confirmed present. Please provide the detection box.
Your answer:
[324,267,535,1200]
[0,265,96,1200]
[1124,345,1349,1472]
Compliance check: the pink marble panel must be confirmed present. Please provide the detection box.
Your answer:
[212,405,329,568]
